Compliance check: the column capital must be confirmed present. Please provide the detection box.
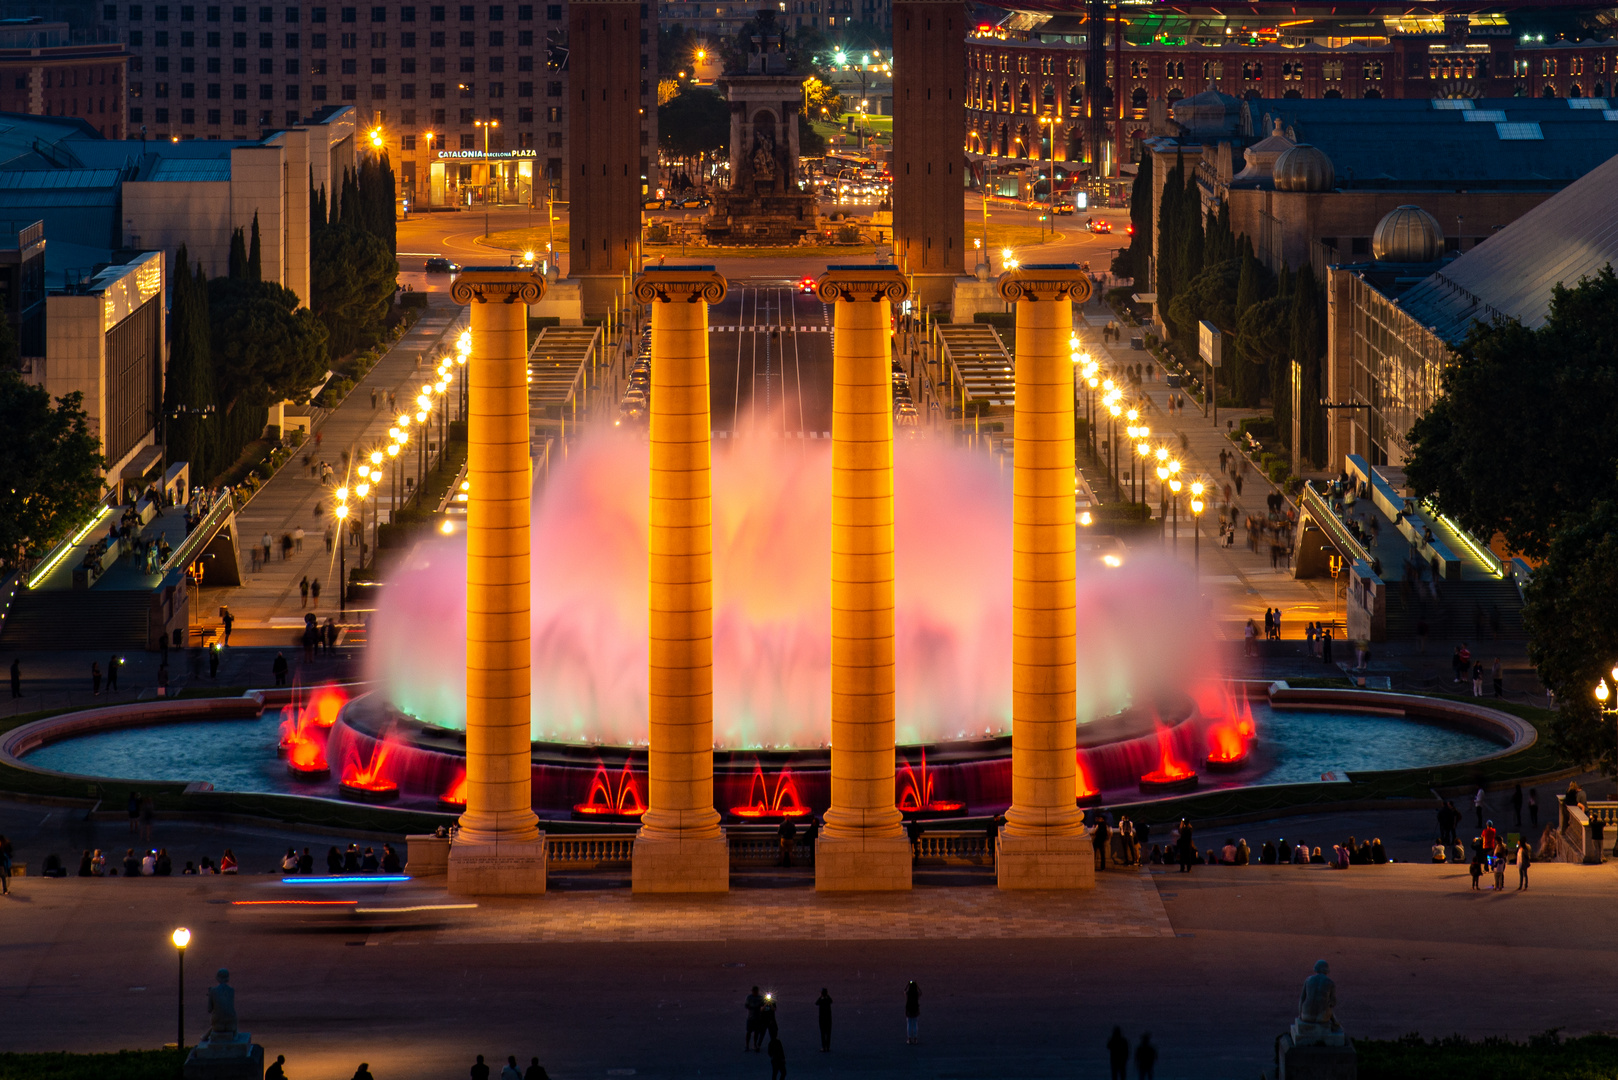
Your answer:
[450,267,547,306]
[816,265,909,304]
[633,266,728,305]
[997,264,1093,305]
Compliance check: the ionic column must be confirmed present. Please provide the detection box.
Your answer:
[632,266,730,893]
[815,266,913,892]
[448,268,548,896]
[997,265,1095,890]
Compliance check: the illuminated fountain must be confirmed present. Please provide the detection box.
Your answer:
[280,684,345,781]
[1139,725,1199,795]
[339,734,399,803]
[896,749,966,818]
[571,758,647,821]
[727,762,811,822]
[1204,690,1256,773]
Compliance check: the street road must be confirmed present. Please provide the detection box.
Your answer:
[708,281,834,437]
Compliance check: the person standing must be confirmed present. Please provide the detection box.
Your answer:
[815,989,833,1052]
[273,652,289,687]
[523,1059,550,1080]
[1516,838,1531,891]
[221,607,235,645]
[470,1054,491,1080]
[1321,629,1333,666]
[1492,656,1504,698]
[1176,818,1195,873]
[903,981,921,1044]
[1135,1033,1157,1080]
[1107,1026,1130,1080]
[744,986,764,1051]
[767,1034,786,1080]
[300,576,310,608]
[261,531,272,565]
[777,817,797,868]
[1093,811,1110,872]
[157,661,169,697]
[310,578,322,610]
[500,1056,522,1080]
[1474,785,1486,829]
[106,655,120,692]
[293,525,305,553]
[209,645,220,679]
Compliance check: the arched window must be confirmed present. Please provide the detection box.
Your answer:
[1042,81,1055,106]
[1570,83,1584,98]
[1243,88,1260,101]
[1000,81,1011,106]
[1542,84,1558,98]
[1364,87,1382,99]
[1019,82,1032,107]
[1131,86,1147,108]
[1068,128,1083,161]
[998,123,1009,156]
[1167,87,1183,103]
[1069,83,1082,107]
[1594,81,1608,98]
[1284,88,1302,99]
[1323,88,1342,99]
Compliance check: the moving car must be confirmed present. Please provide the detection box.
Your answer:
[1086,219,1113,235]
[798,275,816,294]
[424,257,459,273]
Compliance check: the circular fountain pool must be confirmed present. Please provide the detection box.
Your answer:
[14,689,1520,816]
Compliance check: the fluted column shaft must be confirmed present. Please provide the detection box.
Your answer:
[824,275,905,841]
[1004,269,1088,839]
[455,270,546,846]
[640,270,726,843]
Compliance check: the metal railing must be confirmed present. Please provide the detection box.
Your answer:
[543,829,996,869]
[159,492,235,577]
[1298,482,1374,568]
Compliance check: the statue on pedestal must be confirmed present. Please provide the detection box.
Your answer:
[208,969,238,1035]
[1290,960,1346,1047]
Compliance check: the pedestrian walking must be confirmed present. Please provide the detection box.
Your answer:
[767,1035,786,1080]
[325,526,335,552]
[273,651,289,687]
[126,790,140,834]
[91,661,102,696]
[1134,1033,1157,1080]
[1471,661,1484,697]
[371,388,379,409]
[815,989,833,1052]
[10,657,20,698]
[1107,1026,1130,1080]
[261,532,272,564]
[294,525,305,553]
[300,576,310,608]
[903,981,921,1044]
[310,577,321,609]
[221,607,234,645]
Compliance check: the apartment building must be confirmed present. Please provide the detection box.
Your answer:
[0,16,126,138]
[100,1,656,205]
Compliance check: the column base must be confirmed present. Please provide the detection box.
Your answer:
[815,834,913,892]
[996,831,1095,890]
[447,836,548,895]
[632,832,730,893]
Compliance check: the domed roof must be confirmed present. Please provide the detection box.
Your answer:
[1234,118,1295,182]
[1373,205,1445,263]
[1273,144,1335,192]
[1171,84,1244,138]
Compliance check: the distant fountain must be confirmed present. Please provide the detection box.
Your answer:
[367,429,1217,751]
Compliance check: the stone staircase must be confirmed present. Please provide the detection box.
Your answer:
[0,589,157,650]
[1384,577,1527,641]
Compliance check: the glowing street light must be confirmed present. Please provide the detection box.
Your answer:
[170,927,190,1051]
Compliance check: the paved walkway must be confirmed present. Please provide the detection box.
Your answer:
[222,296,467,634]
[1078,315,1335,639]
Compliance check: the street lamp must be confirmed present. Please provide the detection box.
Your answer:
[171,927,190,1052]
[1168,473,1183,548]
[334,490,349,617]
[1189,479,1206,574]
[1037,115,1057,242]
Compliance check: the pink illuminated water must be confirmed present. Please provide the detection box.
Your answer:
[366,430,1215,747]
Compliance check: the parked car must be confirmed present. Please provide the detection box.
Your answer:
[680,194,711,209]
[642,197,671,210]
[425,257,459,273]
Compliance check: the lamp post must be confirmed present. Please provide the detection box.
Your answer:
[170,927,190,1052]
[334,489,349,617]
[1190,479,1206,575]
[1038,115,1057,243]
[1169,475,1182,549]
[1134,431,1151,507]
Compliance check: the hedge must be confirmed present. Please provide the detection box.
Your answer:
[1357,1032,1618,1080]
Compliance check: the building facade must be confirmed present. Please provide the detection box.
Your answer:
[965,4,1618,177]
[657,0,892,39]
[0,17,126,138]
[97,1,656,204]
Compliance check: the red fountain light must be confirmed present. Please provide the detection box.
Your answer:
[339,737,399,802]
[1204,690,1255,773]
[1075,753,1101,807]
[729,762,812,821]
[439,771,468,811]
[280,698,330,780]
[308,685,348,728]
[572,758,646,820]
[1140,725,1199,794]
[897,748,966,818]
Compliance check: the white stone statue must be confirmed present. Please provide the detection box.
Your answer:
[1291,960,1346,1046]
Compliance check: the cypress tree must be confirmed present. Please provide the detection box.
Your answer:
[164,246,217,477]
[247,212,262,282]
[1291,265,1326,466]
[1232,246,1262,407]
[227,228,247,279]
[1155,155,1184,309]
[1125,152,1153,282]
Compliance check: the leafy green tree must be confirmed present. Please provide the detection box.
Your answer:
[1165,257,1241,343]
[163,246,216,477]
[1523,500,1618,774]
[207,277,329,411]
[658,84,730,160]
[311,223,396,357]
[0,367,104,564]
[1406,266,1618,560]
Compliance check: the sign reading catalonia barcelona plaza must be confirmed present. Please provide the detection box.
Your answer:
[436,149,539,160]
